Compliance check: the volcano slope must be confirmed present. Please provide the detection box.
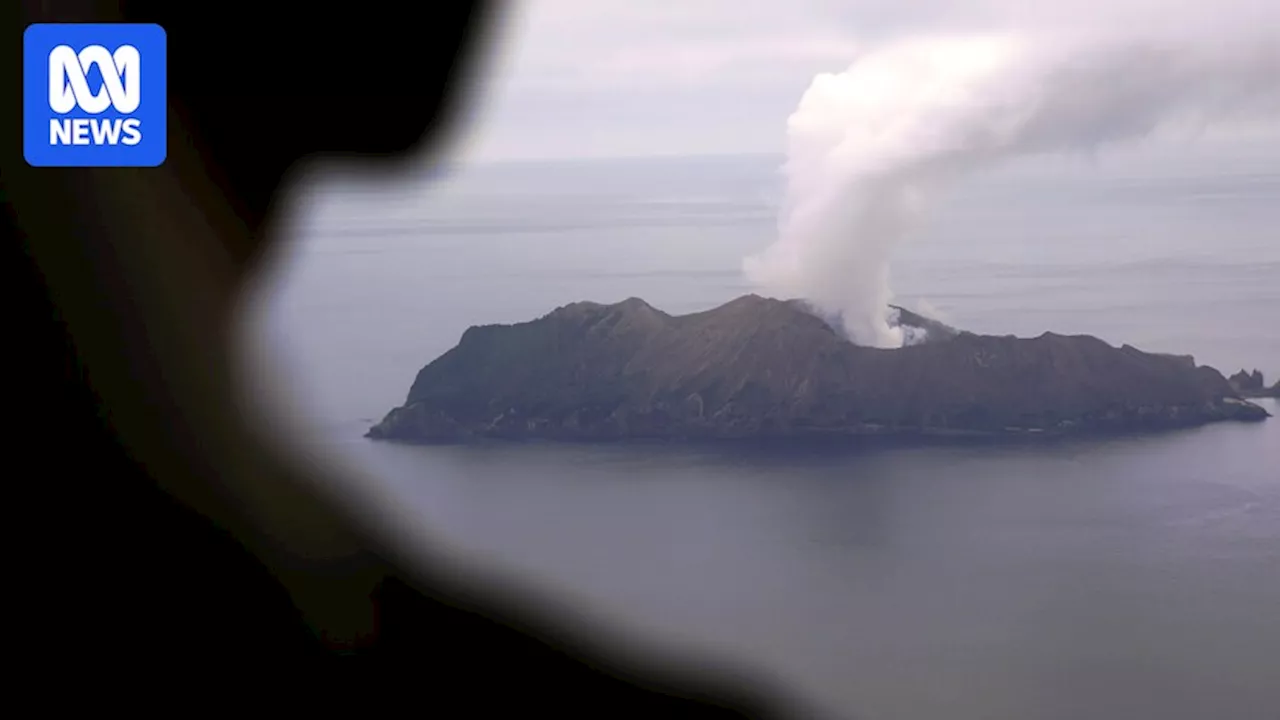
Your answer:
[368,295,1269,443]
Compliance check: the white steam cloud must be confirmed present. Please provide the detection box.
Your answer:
[744,30,1280,347]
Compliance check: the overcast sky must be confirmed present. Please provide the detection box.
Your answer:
[449,1,1280,162]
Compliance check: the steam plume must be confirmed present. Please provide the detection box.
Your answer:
[744,32,1280,347]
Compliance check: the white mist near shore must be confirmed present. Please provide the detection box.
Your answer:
[745,31,1280,347]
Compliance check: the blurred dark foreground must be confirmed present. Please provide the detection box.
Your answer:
[2,1,806,714]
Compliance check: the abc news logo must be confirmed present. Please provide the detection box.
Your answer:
[48,44,143,146]
[23,23,167,167]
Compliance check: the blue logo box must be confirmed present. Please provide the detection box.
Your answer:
[24,23,167,167]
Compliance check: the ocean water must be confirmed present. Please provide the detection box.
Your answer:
[243,148,1279,719]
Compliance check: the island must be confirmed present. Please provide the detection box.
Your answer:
[367,295,1270,443]
[1228,368,1280,399]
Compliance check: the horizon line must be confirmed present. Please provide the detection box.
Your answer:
[457,150,786,168]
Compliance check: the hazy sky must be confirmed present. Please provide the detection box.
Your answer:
[450,1,1280,162]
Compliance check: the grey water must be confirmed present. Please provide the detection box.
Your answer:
[246,146,1279,719]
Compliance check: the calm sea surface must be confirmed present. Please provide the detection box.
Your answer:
[242,148,1279,719]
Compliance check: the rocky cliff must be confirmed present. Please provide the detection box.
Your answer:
[368,295,1269,443]
[1228,368,1280,398]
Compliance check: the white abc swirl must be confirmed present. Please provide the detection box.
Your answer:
[48,44,141,114]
